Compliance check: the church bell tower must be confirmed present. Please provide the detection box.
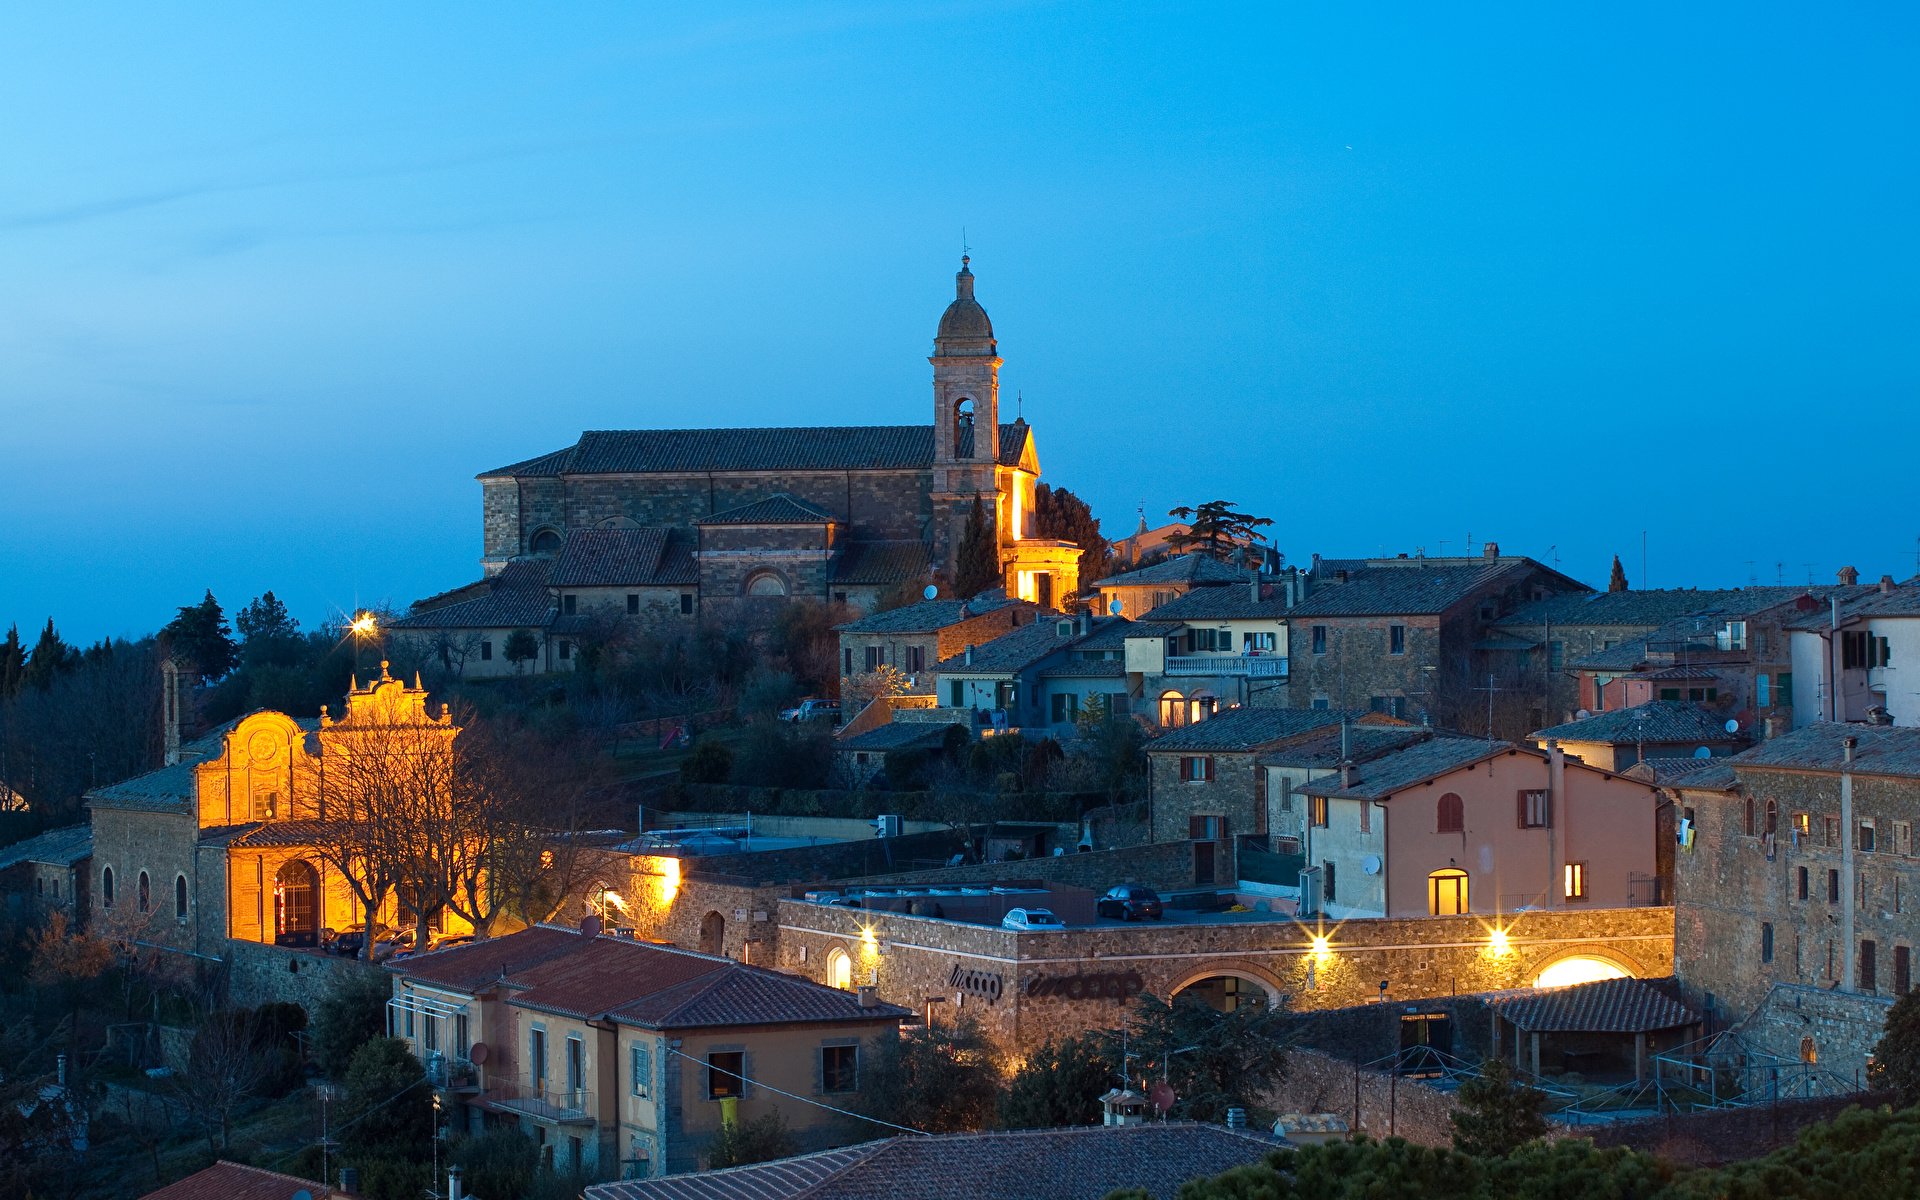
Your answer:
[930,257,1003,574]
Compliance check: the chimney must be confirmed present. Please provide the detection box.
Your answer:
[449,1167,464,1200]
[1336,569,1349,584]
[1881,574,1895,593]
[964,644,974,665]
[1838,566,1859,586]
[857,985,880,1008]
[1250,578,1260,604]
[580,914,602,937]
[1483,541,1500,559]
[339,1167,360,1197]
[1338,760,1355,789]
[1844,735,1857,764]
[1763,717,1776,740]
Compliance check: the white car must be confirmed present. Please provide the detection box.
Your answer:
[1002,908,1066,931]
[778,698,842,724]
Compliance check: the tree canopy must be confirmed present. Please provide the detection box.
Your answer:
[162,590,238,681]
[1164,501,1273,566]
[1449,1056,1550,1157]
[1869,990,1920,1108]
[1034,483,1112,595]
[953,494,1002,599]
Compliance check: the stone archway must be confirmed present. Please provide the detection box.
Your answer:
[699,910,725,957]
[1168,961,1285,1010]
[1522,942,1649,986]
[274,859,320,948]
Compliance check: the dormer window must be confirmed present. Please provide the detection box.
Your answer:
[1057,621,1074,637]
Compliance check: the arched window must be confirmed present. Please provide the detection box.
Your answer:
[1159,690,1186,728]
[138,871,151,914]
[1428,869,1469,916]
[1765,799,1778,835]
[102,866,114,907]
[699,911,725,956]
[175,875,188,919]
[954,398,976,458]
[1745,797,1755,836]
[1437,793,1464,833]
[1800,1037,1816,1063]
[826,947,853,990]
[530,528,563,554]
[745,573,788,597]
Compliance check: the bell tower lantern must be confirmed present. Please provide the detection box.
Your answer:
[931,257,1001,468]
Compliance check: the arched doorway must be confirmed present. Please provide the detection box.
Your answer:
[826,947,853,990]
[274,860,319,947]
[1428,869,1469,915]
[1534,956,1629,987]
[699,911,725,956]
[1159,690,1186,727]
[1170,966,1282,1013]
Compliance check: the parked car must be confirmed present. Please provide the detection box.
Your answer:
[778,698,842,724]
[322,923,386,958]
[1002,908,1066,931]
[1096,885,1165,922]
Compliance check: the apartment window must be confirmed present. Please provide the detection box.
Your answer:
[1842,631,1869,669]
[1048,693,1075,723]
[1862,940,1878,991]
[1564,862,1588,901]
[1717,621,1747,651]
[1181,756,1215,783]
[1796,866,1809,901]
[1389,625,1406,655]
[1778,672,1792,702]
[627,594,640,614]
[1828,869,1841,904]
[102,867,113,907]
[1311,626,1327,655]
[1660,688,1681,701]
[1437,792,1464,833]
[1594,677,1605,709]
[1765,800,1778,835]
[1792,812,1810,838]
[822,1045,858,1093]
[1801,1037,1817,1063]
[1429,869,1469,915]
[1761,922,1774,964]
[1756,674,1770,706]
[175,875,188,918]
[905,646,925,673]
[1896,821,1914,857]
[1311,697,1330,710]
[1897,946,1912,996]
[456,1014,470,1059]
[531,1030,548,1086]
[680,594,694,615]
[559,641,572,661]
[1309,795,1329,828]
[1859,821,1876,853]
[1549,640,1564,669]
[1323,861,1337,903]
[949,680,964,706]
[835,592,848,605]
[1824,817,1840,847]
[480,641,492,661]
[864,646,884,671]
[1278,777,1294,812]
[424,1015,439,1053]
[844,648,855,676]
[1243,631,1277,652]
[1369,696,1407,719]
[405,1005,414,1039]
[630,1044,651,1097]
[1518,790,1550,829]
[707,1051,745,1099]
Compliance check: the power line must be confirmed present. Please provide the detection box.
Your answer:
[664,1045,928,1136]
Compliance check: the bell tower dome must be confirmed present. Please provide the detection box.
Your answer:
[931,256,1000,467]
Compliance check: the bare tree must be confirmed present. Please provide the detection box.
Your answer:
[173,1011,269,1154]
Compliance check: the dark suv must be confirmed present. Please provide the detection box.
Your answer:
[1096,885,1164,921]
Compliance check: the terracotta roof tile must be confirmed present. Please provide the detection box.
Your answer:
[834,596,1022,635]
[1492,977,1697,1033]
[480,425,1032,479]
[0,824,91,870]
[1088,554,1253,589]
[1296,738,1520,801]
[139,1160,336,1200]
[1530,701,1742,746]
[1727,721,1920,780]
[1146,709,1384,754]
[388,559,555,631]
[549,529,689,586]
[830,541,933,586]
[587,1124,1282,1200]
[1286,561,1555,618]
[696,495,838,526]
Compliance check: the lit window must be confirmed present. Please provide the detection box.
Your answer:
[1428,869,1468,915]
[1564,862,1588,901]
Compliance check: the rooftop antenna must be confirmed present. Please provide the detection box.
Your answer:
[1017,390,1023,420]
[1547,544,1559,569]
[1466,532,1473,554]
[1745,561,1757,587]
[1474,673,1503,741]
[1437,540,1449,556]
[1642,531,1648,590]
[1802,563,1816,586]
[1776,561,1785,586]
[961,227,970,259]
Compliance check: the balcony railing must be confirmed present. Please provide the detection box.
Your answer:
[487,1076,596,1124]
[1164,655,1288,678]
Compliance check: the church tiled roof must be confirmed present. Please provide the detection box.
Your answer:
[549,529,697,586]
[830,541,933,586]
[388,559,556,630]
[479,424,1030,478]
[695,494,837,525]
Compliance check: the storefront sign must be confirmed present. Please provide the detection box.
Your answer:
[948,965,1003,1004]
[1023,970,1145,1001]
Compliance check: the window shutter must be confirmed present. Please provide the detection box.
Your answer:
[1204,757,1216,781]
[1189,815,1206,839]
[1517,791,1529,829]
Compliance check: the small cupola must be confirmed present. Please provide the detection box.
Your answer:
[1099,1087,1149,1126]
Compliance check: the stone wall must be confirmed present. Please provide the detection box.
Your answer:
[774,901,1674,1053]
[1728,982,1896,1088]
[226,939,388,1012]
[677,828,967,886]
[1264,1046,1460,1146]
[852,838,1219,894]
[1571,1091,1895,1166]
[1149,749,1261,854]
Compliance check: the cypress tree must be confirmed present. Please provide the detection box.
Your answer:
[1608,555,1630,593]
[0,624,24,699]
[19,618,74,693]
[953,495,1001,598]
[1033,483,1112,596]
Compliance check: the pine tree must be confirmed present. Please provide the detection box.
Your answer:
[0,624,24,699]
[1608,555,1630,593]
[1449,1056,1550,1157]
[162,590,238,681]
[953,495,1001,599]
[19,618,74,693]
[236,591,299,643]
[1033,484,1112,597]
[1164,500,1273,565]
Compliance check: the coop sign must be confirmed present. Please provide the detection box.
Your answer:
[949,965,1004,1004]
[1023,970,1146,1001]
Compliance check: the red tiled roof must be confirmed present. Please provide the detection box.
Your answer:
[386,925,588,993]
[585,1124,1283,1200]
[140,1161,333,1200]
[1492,977,1697,1033]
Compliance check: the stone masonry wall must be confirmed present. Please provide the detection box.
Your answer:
[226,939,388,1012]
[852,838,1222,894]
[775,901,1674,1053]
[1149,749,1261,848]
[1265,1046,1460,1146]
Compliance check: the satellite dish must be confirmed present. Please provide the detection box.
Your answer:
[1109,599,1123,615]
[1575,709,1591,720]
[1361,855,1381,875]
[1693,746,1712,758]
[1724,718,1740,734]
[923,585,939,600]
[1149,1082,1176,1114]
[468,1042,489,1064]
[293,1192,313,1200]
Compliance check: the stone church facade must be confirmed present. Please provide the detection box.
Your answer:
[454,260,1079,639]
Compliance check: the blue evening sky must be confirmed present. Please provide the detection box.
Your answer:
[3,3,1915,643]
